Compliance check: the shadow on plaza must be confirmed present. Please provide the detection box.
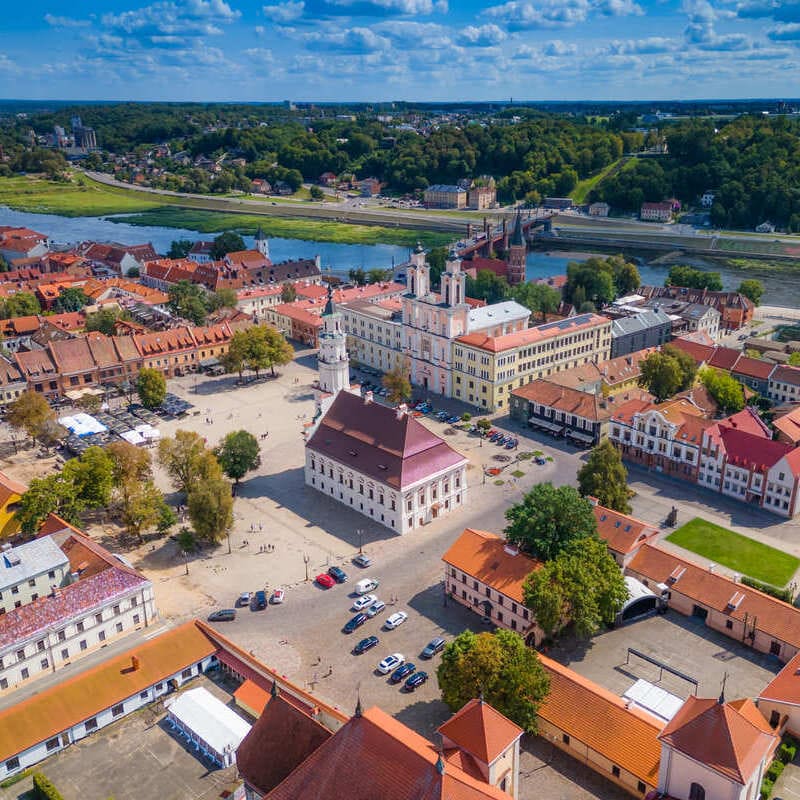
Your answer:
[394,697,451,739]
[406,583,492,639]
[237,466,398,551]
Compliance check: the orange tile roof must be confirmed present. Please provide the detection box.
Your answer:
[437,699,522,764]
[510,380,610,422]
[592,503,659,557]
[441,528,539,604]
[774,406,800,443]
[456,313,610,354]
[599,348,657,386]
[0,621,217,763]
[234,678,271,717]
[658,696,776,784]
[628,544,800,650]
[759,650,800,706]
[537,654,662,786]
[0,469,27,507]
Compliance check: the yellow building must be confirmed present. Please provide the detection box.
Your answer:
[452,313,612,412]
[0,470,26,538]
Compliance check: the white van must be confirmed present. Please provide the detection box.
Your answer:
[354,578,379,595]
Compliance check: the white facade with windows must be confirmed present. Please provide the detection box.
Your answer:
[305,451,466,535]
[0,539,69,611]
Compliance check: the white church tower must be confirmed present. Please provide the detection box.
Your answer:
[254,226,270,260]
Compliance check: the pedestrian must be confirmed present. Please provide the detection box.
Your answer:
[259,522,263,532]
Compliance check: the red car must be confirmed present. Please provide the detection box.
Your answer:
[316,573,336,589]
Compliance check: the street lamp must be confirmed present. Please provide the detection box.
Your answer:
[303,552,310,582]
[357,528,364,554]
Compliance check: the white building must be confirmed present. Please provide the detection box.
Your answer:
[0,538,69,611]
[0,526,156,694]
[701,190,715,209]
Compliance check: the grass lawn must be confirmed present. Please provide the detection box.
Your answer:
[666,517,800,586]
[571,157,626,204]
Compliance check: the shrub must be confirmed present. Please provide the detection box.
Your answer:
[779,742,797,764]
[0,769,30,789]
[33,772,64,800]
[766,760,785,782]
[761,777,774,800]
[740,575,794,603]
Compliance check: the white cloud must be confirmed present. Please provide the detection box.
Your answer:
[102,0,240,39]
[767,22,800,39]
[606,36,675,53]
[327,0,447,14]
[44,14,91,28]
[544,39,577,55]
[485,0,641,29]
[460,23,507,46]
[262,1,305,22]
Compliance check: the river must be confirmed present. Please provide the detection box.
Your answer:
[0,206,793,304]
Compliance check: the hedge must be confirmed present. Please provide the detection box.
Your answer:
[779,741,798,765]
[0,769,30,789]
[740,575,794,603]
[32,772,64,800]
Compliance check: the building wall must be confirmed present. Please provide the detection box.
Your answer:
[769,378,800,405]
[610,322,671,358]
[0,654,216,779]
[305,450,466,535]
[0,584,156,694]
[487,741,519,800]
[0,558,68,611]
[538,718,654,797]
[659,745,757,800]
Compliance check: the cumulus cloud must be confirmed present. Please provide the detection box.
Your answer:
[485,0,641,29]
[737,0,800,21]
[263,1,305,22]
[767,22,800,39]
[324,0,447,15]
[102,0,240,40]
[44,14,91,28]
[606,36,675,53]
[460,23,507,46]
[299,24,392,53]
[543,39,577,55]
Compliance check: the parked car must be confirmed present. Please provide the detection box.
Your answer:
[208,609,236,622]
[420,637,445,659]
[354,578,379,595]
[366,600,386,617]
[254,590,268,610]
[354,635,379,655]
[237,591,251,607]
[353,554,372,568]
[496,435,507,445]
[352,593,378,612]
[316,573,336,589]
[389,662,416,684]
[535,456,547,465]
[490,432,503,442]
[270,589,285,604]
[343,612,369,633]
[384,611,408,630]
[404,671,429,691]
[505,439,517,449]
[328,566,348,583]
[377,653,405,674]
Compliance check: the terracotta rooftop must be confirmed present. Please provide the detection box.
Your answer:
[599,348,657,386]
[771,365,800,386]
[658,696,776,784]
[628,543,800,650]
[437,698,523,764]
[732,356,774,380]
[510,379,611,422]
[264,705,510,800]
[442,528,539,604]
[537,654,662,786]
[759,650,800,706]
[236,691,332,797]
[774,406,800,443]
[0,620,217,764]
[456,313,610,354]
[307,392,466,490]
[592,503,659,557]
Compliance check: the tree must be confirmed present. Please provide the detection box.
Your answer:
[665,265,723,291]
[738,279,764,306]
[75,393,101,414]
[663,344,698,391]
[382,361,411,403]
[504,483,597,560]
[789,352,800,367]
[213,287,238,309]
[427,246,448,287]
[367,268,392,284]
[437,629,550,733]
[188,476,234,543]
[523,536,628,639]
[210,231,246,260]
[511,282,561,322]
[2,291,40,319]
[261,325,294,376]
[6,390,56,444]
[216,430,261,485]
[168,280,210,325]
[85,307,126,336]
[466,270,509,304]
[107,440,152,488]
[577,440,631,513]
[136,367,167,410]
[223,329,250,380]
[476,418,491,434]
[280,283,297,303]
[615,261,641,295]
[119,479,168,543]
[158,429,211,495]
[168,239,193,259]
[348,268,366,286]
[157,503,178,536]
[61,446,114,510]
[16,474,78,534]
[699,367,745,414]
[309,185,324,200]
[53,287,89,313]
[637,351,684,402]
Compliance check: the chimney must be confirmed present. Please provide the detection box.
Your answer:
[708,563,716,573]
[364,391,373,404]
[503,544,519,557]
[131,655,140,671]
[587,496,599,506]
[396,403,408,419]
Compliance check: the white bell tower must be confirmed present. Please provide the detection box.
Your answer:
[254,226,270,260]
[317,285,351,397]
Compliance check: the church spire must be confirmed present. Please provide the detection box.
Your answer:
[510,208,524,247]
[323,282,335,317]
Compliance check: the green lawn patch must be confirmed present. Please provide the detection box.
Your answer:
[572,157,625,204]
[511,469,525,478]
[494,479,505,486]
[667,517,800,586]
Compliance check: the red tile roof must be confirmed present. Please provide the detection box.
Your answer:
[732,356,774,380]
[668,337,715,364]
[760,650,800,706]
[307,392,466,490]
[771,365,800,386]
[592,503,659,557]
[708,347,741,371]
[437,699,522,764]
[658,696,776,784]
[510,380,610,422]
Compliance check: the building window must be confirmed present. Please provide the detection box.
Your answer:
[61,648,69,660]
[16,649,24,661]
[98,631,106,642]
[562,733,570,745]
[45,737,60,752]
[689,784,705,800]
[85,717,98,731]
[80,640,87,651]
[637,781,646,793]
[156,683,163,691]
[133,614,140,625]
[77,621,85,633]
[612,765,620,778]
[57,630,66,642]
[96,613,103,624]
[0,678,6,690]
[770,710,781,728]
[37,640,45,652]
[115,622,123,633]
[5,757,20,772]
[111,703,124,717]
[726,619,733,629]
[181,668,192,679]
[113,605,121,616]
[140,690,149,700]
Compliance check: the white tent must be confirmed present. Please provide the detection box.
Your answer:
[165,687,251,768]
[120,430,146,446]
[623,679,684,724]
[58,413,108,437]
[134,423,160,441]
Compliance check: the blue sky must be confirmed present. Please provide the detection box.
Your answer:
[0,0,798,101]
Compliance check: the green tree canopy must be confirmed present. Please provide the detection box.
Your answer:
[168,239,193,259]
[637,349,694,402]
[465,270,510,304]
[167,280,211,325]
[699,367,746,414]
[17,474,80,534]
[6,390,56,444]
[662,344,698,391]
[280,283,297,303]
[53,287,89,313]
[504,482,597,560]
[511,282,561,322]
[188,475,234,542]
[84,307,129,336]
[577,440,631,513]
[215,430,261,485]
[427,246,448,287]
[665,265,723,291]
[437,629,550,733]
[523,536,629,639]
[737,279,763,306]
[382,361,412,403]
[61,445,114,511]
[210,231,246,260]
[136,367,167,409]
[158,429,213,495]
[2,291,41,319]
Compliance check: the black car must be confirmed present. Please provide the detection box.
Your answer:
[420,637,445,659]
[353,635,379,654]
[343,613,369,633]
[389,663,416,684]
[328,566,348,583]
[254,590,268,610]
[208,609,236,622]
[404,671,429,691]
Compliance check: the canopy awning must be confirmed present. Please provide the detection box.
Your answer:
[530,417,563,433]
[567,429,595,444]
[199,356,221,368]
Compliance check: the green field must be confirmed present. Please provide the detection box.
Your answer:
[113,208,452,248]
[571,157,626,204]
[666,517,799,586]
